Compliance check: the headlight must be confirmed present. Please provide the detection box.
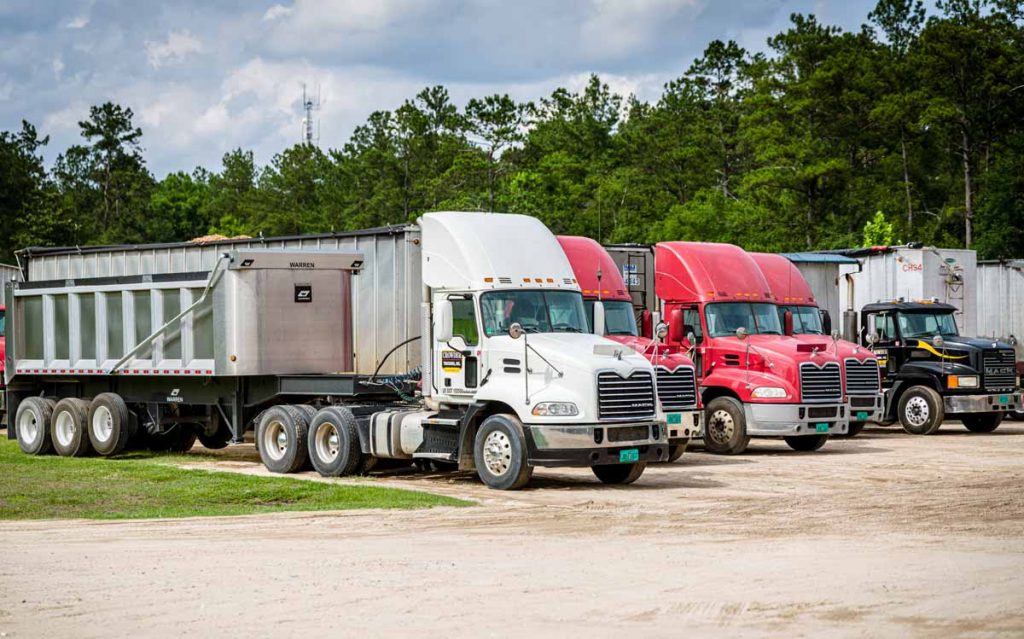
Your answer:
[948,375,979,389]
[751,387,788,399]
[531,402,579,417]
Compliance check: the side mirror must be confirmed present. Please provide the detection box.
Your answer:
[735,327,749,340]
[435,300,453,342]
[867,332,879,345]
[831,330,841,341]
[508,322,524,340]
[820,310,832,336]
[655,322,668,340]
[668,309,685,343]
[686,331,697,345]
[783,311,794,337]
[933,334,944,348]
[593,300,606,336]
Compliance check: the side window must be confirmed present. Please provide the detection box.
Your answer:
[868,313,894,342]
[451,298,479,346]
[683,308,703,343]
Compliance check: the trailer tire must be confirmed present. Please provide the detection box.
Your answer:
[897,386,944,435]
[51,398,92,457]
[473,414,533,490]
[962,413,1003,433]
[840,422,865,438]
[198,428,231,450]
[256,405,309,473]
[784,434,829,451]
[666,445,685,463]
[147,425,198,452]
[703,397,751,454]
[592,462,646,484]
[307,407,362,477]
[15,397,55,455]
[88,393,134,456]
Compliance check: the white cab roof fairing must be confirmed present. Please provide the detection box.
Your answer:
[420,212,579,291]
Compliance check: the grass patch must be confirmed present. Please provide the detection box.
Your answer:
[0,436,470,520]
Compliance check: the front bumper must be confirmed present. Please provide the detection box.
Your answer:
[664,408,703,444]
[944,392,1021,414]
[744,403,848,437]
[848,393,884,424]
[524,421,668,467]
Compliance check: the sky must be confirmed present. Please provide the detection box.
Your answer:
[0,0,885,177]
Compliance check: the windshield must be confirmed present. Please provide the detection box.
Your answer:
[585,300,638,336]
[778,305,823,335]
[897,311,959,338]
[480,290,589,335]
[0,309,4,337]
[706,302,783,337]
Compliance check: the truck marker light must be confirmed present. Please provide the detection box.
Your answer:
[484,277,493,283]
[522,278,530,283]
[535,278,542,283]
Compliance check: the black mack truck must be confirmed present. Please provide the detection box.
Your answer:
[859,300,1021,434]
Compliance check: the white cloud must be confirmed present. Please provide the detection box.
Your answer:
[65,15,90,29]
[145,30,203,69]
[262,4,293,21]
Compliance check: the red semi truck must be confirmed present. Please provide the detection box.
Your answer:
[606,242,850,454]
[750,253,884,437]
[558,236,703,461]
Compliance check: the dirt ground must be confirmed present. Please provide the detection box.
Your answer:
[3,422,1024,638]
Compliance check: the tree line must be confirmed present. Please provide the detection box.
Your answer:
[2,0,1023,266]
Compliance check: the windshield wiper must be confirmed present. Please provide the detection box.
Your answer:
[553,326,582,333]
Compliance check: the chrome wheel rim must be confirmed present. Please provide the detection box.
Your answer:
[315,422,340,463]
[708,409,735,444]
[91,405,113,444]
[18,408,40,444]
[262,420,288,461]
[55,411,76,447]
[483,430,512,477]
[905,397,930,428]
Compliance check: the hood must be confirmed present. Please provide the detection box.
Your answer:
[741,334,843,365]
[790,334,876,362]
[523,332,653,373]
[606,335,697,369]
[928,335,1015,351]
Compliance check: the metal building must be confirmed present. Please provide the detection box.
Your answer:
[780,253,860,334]
[0,264,20,294]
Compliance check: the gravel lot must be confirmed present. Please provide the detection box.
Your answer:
[3,422,1024,637]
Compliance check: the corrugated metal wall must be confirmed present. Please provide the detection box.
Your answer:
[0,264,20,296]
[977,261,1024,362]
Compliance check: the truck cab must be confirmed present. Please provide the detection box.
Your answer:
[750,253,883,436]
[557,236,703,462]
[860,300,1021,434]
[608,242,849,454]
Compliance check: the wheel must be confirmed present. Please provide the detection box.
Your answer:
[666,444,685,463]
[1009,410,1024,421]
[15,397,55,455]
[51,398,92,457]
[198,427,231,450]
[307,407,362,477]
[147,424,198,452]
[703,397,751,454]
[256,405,310,473]
[962,413,1003,433]
[473,414,533,490]
[88,393,135,456]
[839,422,865,438]
[592,462,646,484]
[897,386,944,435]
[784,434,829,451]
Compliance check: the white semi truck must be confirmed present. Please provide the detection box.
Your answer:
[4,212,670,489]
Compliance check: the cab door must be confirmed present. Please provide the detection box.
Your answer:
[434,295,480,399]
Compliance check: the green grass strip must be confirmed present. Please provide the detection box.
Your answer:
[0,437,470,520]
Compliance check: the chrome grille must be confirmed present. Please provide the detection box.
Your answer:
[655,366,698,410]
[844,358,880,395]
[597,371,656,420]
[800,362,843,403]
[983,349,1017,391]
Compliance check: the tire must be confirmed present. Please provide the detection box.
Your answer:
[840,422,866,438]
[256,405,310,473]
[197,429,231,450]
[473,414,533,490]
[592,462,646,484]
[51,398,92,457]
[962,413,1003,433]
[897,386,944,435]
[147,424,198,452]
[307,406,362,477]
[15,397,55,455]
[666,444,685,463]
[703,397,751,454]
[784,434,829,451]
[88,393,135,456]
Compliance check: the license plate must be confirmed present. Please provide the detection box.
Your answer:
[815,423,829,433]
[856,411,869,421]
[666,413,682,425]
[619,449,639,463]
[999,395,1009,404]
